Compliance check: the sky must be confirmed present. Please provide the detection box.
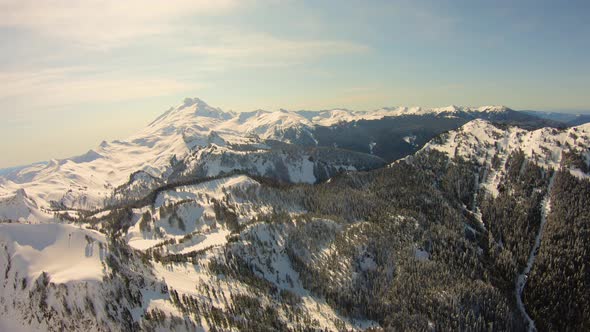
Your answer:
[0,0,589,168]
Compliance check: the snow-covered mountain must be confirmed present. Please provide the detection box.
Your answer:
[0,98,373,216]
[424,119,590,167]
[0,98,541,221]
[422,119,590,195]
[1,98,589,331]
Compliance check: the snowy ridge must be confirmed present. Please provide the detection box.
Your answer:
[423,119,590,196]
[0,99,544,225]
[297,105,510,126]
[0,189,42,222]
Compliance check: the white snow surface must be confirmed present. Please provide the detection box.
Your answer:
[0,318,43,332]
[0,223,106,283]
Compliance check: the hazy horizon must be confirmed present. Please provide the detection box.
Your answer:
[1,0,589,168]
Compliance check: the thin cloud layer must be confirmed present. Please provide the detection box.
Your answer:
[0,0,369,109]
[0,67,196,109]
[0,0,242,49]
[185,32,371,70]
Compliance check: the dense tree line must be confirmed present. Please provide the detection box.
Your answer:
[524,170,590,331]
[480,150,550,290]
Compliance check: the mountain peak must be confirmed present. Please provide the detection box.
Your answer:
[474,105,511,113]
[182,97,209,109]
[147,97,232,131]
[443,105,460,112]
[180,97,233,120]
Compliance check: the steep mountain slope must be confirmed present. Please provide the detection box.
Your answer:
[523,169,590,331]
[422,119,590,331]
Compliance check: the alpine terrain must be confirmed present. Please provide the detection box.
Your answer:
[1,98,589,331]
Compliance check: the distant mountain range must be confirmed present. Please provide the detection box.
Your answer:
[0,98,567,215]
[522,109,590,126]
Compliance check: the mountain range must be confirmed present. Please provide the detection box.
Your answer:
[0,98,589,331]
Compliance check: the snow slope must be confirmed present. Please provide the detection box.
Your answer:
[0,189,43,222]
[0,223,106,283]
[423,119,590,195]
[0,223,108,331]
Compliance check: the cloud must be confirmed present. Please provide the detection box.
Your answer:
[0,67,197,109]
[0,0,243,49]
[184,32,371,70]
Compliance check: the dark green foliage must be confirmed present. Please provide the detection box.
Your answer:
[228,150,520,330]
[480,151,549,290]
[524,170,590,331]
[308,115,467,162]
[168,285,312,331]
[441,156,478,207]
[561,149,589,173]
[139,210,152,232]
[103,207,134,236]
[212,198,239,232]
